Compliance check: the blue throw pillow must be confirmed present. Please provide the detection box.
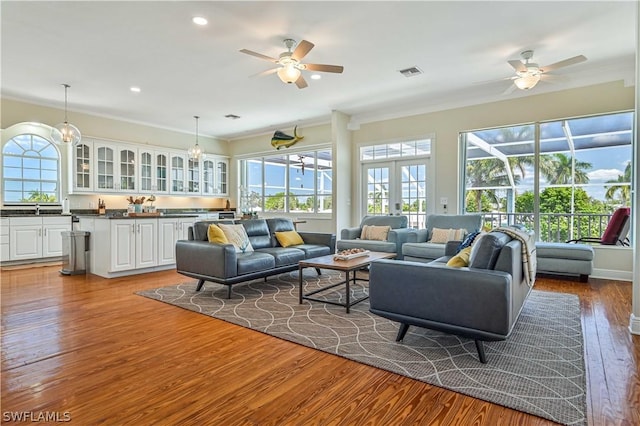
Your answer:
[457,230,481,253]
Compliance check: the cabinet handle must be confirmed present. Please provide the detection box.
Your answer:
[132,224,135,234]
[137,224,140,233]
[39,229,42,237]
[44,228,47,236]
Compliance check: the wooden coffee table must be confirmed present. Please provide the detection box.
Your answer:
[298,251,396,313]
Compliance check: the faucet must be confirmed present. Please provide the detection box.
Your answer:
[35,203,40,216]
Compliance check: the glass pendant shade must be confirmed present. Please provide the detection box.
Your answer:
[188,115,202,160]
[277,64,301,84]
[52,84,81,144]
[52,121,82,145]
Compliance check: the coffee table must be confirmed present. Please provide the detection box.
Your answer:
[298,251,395,313]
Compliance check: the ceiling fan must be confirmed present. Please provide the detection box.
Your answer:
[240,39,344,89]
[503,50,587,94]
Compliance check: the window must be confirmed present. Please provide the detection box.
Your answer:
[3,133,61,203]
[461,111,633,243]
[239,149,332,214]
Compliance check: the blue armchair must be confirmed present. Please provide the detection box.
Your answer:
[336,215,414,260]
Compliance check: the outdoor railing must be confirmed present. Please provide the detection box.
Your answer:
[480,212,618,243]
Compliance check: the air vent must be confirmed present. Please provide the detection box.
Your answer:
[225,114,241,120]
[398,66,423,77]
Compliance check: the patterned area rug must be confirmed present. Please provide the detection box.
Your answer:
[137,270,586,426]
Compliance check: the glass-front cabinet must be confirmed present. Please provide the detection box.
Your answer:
[70,138,228,197]
[73,142,92,192]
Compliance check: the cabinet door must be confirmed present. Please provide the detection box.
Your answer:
[139,150,154,193]
[110,221,135,271]
[73,142,93,192]
[42,223,72,257]
[170,154,186,194]
[96,144,116,191]
[155,153,168,193]
[202,159,215,195]
[216,159,228,195]
[187,157,200,194]
[119,148,136,191]
[178,218,196,240]
[9,226,42,260]
[157,219,178,265]
[135,219,157,268]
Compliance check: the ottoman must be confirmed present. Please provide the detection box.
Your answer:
[535,242,594,282]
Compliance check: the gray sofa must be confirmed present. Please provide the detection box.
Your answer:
[176,218,335,298]
[336,215,414,259]
[402,214,483,262]
[369,229,534,363]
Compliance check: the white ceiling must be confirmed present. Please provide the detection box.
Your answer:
[1,1,636,141]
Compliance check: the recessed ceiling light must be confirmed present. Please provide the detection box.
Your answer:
[310,74,322,80]
[192,16,208,26]
[130,86,141,93]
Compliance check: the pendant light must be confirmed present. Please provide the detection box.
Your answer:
[188,115,202,160]
[52,84,81,145]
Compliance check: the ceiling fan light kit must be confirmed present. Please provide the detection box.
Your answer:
[240,38,344,89]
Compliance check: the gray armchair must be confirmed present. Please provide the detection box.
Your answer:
[369,229,534,363]
[336,215,413,260]
[402,214,483,262]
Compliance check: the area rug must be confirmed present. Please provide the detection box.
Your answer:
[136,270,586,426]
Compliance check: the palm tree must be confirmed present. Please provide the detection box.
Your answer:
[465,158,513,211]
[540,153,591,184]
[605,161,631,205]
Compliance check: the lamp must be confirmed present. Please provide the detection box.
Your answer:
[277,63,301,84]
[188,115,202,160]
[514,73,540,90]
[52,84,81,145]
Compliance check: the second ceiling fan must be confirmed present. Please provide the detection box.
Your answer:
[240,39,344,89]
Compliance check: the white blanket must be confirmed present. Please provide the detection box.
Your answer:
[493,226,537,287]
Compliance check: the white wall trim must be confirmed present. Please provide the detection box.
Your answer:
[591,268,633,282]
[629,314,640,335]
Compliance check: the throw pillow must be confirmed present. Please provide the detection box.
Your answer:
[275,230,304,247]
[428,227,467,244]
[457,230,482,252]
[217,223,254,253]
[361,225,391,241]
[446,246,472,267]
[207,224,229,244]
[468,232,509,269]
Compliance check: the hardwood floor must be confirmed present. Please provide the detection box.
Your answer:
[1,266,638,425]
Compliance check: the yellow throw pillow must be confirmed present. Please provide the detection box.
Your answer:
[361,225,391,241]
[275,230,304,247]
[446,246,472,267]
[218,223,254,253]
[207,224,229,244]
[429,228,467,244]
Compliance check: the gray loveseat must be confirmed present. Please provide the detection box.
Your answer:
[176,218,335,298]
[336,215,414,259]
[369,229,535,363]
[402,214,483,262]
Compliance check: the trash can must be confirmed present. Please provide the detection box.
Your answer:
[60,230,90,275]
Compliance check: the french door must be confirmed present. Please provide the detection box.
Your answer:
[362,159,428,228]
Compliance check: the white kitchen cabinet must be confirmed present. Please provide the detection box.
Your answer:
[108,219,157,272]
[139,150,169,194]
[8,217,71,261]
[95,142,137,192]
[157,217,195,265]
[72,142,93,192]
[202,156,228,196]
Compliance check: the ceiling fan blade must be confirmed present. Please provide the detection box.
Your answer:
[239,49,278,63]
[502,83,517,95]
[291,40,314,62]
[541,55,587,72]
[304,63,344,73]
[540,73,569,84]
[508,59,527,73]
[250,67,279,78]
[295,74,308,89]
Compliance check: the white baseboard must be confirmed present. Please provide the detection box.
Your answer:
[591,268,633,281]
[629,314,640,335]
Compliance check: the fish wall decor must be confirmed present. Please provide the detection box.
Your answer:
[271,125,304,150]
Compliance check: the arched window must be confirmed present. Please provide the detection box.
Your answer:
[3,132,61,204]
